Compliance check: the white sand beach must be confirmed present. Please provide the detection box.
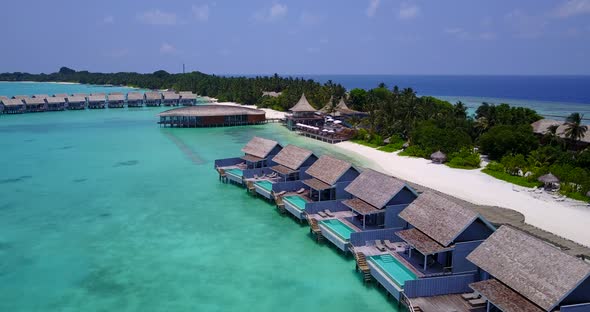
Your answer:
[336,141,590,248]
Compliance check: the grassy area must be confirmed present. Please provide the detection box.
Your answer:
[482,169,543,188]
[446,163,480,170]
[561,191,590,201]
[350,139,403,153]
[350,139,380,148]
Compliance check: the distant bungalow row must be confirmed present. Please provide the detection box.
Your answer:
[0,91,211,114]
[214,136,590,312]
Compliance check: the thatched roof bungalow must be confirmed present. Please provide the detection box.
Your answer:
[270,144,318,181]
[71,93,88,98]
[467,226,590,312]
[144,92,162,107]
[179,92,197,106]
[66,96,86,110]
[333,98,366,117]
[32,94,49,99]
[12,95,30,100]
[286,94,323,131]
[302,155,359,201]
[2,98,26,114]
[397,191,495,274]
[46,97,66,111]
[162,92,180,106]
[107,94,125,108]
[90,92,105,96]
[342,169,418,230]
[126,92,144,107]
[23,97,46,112]
[87,95,106,109]
[53,93,68,98]
[532,118,590,145]
[240,136,282,168]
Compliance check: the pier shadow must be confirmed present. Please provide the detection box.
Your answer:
[113,160,139,167]
[161,131,205,165]
[72,178,87,183]
[0,175,32,184]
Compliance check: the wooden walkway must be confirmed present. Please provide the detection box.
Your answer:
[410,294,483,312]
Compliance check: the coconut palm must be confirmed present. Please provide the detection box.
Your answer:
[564,113,588,143]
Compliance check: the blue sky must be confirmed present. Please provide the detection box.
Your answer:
[1,0,589,75]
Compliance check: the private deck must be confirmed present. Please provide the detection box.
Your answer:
[409,294,476,312]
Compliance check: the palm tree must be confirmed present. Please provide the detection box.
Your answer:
[564,113,588,143]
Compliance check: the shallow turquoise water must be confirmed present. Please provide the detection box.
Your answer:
[320,219,356,240]
[369,255,416,288]
[0,104,396,311]
[283,195,307,211]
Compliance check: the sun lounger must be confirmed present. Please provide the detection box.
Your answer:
[375,240,387,252]
[324,209,334,217]
[461,292,479,300]
[469,299,486,306]
[253,174,259,179]
[296,188,305,194]
[317,211,329,218]
[383,240,397,250]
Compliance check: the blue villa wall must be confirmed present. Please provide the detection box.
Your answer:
[404,273,476,298]
[305,200,348,215]
[339,168,360,182]
[563,277,590,307]
[271,180,306,193]
[214,157,243,168]
[335,181,354,200]
[301,155,318,167]
[455,219,494,243]
[452,240,485,274]
[561,303,590,312]
[388,187,418,206]
[384,204,409,228]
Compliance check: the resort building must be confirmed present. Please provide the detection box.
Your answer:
[253,144,318,201]
[66,96,86,110]
[532,118,589,148]
[285,93,322,131]
[332,98,366,118]
[144,92,162,107]
[127,92,144,107]
[107,94,125,108]
[179,92,197,106]
[158,105,266,128]
[24,97,47,112]
[214,136,283,185]
[162,92,180,106]
[467,226,590,312]
[302,155,359,202]
[2,98,26,114]
[87,95,106,109]
[46,96,66,111]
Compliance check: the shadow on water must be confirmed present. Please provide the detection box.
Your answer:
[72,178,87,183]
[161,130,206,165]
[113,160,139,167]
[78,267,129,296]
[0,175,32,184]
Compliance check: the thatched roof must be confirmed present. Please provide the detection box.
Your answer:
[531,119,562,134]
[0,96,8,101]
[13,95,29,99]
[342,198,381,215]
[319,96,334,114]
[289,94,316,112]
[396,228,453,255]
[470,279,544,312]
[334,98,360,115]
[305,155,352,186]
[180,93,197,100]
[33,94,49,99]
[262,91,281,97]
[67,96,86,103]
[159,105,265,118]
[241,136,280,159]
[538,173,559,184]
[303,178,332,190]
[53,93,68,97]
[24,97,45,105]
[271,144,314,171]
[271,165,296,175]
[108,94,125,101]
[72,93,88,98]
[430,151,446,161]
[46,97,66,104]
[241,154,263,163]
[145,92,161,100]
[466,226,590,311]
[344,169,410,209]
[91,92,106,96]
[399,191,479,246]
[163,92,180,100]
[127,92,144,100]
[109,92,124,95]
[2,98,25,106]
[88,95,105,102]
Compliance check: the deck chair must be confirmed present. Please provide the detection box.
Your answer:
[296,188,305,194]
[253,174,259,179]
[374,240,387,252]
[273,190,287,198]
[461,292,479,300]
[317,211,329,218]
[324,209,335,217]
[383,240,397,250]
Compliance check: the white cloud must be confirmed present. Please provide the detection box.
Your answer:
[366,0,380,18]
[554,0,590,18]
[137,9,177,25]
[103,15,114,24]
[160,43,177,54]
[192,4,209,22]
[252,3,287,22]
[398,3,420,20]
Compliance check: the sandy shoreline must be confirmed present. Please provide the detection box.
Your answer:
[335,141,590,248]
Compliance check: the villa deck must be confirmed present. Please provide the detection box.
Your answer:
[410,294,477,312]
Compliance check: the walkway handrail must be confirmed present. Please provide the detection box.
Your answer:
[401,292,416,312]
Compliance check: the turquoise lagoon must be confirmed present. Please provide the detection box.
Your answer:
[0,93,394,311]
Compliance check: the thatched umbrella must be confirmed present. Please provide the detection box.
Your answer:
[586,190,590,198]
[538,173,560,190]
[431,150,446,164]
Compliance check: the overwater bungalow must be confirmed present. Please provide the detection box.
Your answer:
[179,92,197,106]
[158,105,266,128]
[127,92,144,107]
[144,92,162,107]
[66,95,86,110]
[302,155,359,201]
[53,93,68,98]
[162,92,180,106]
[285,93,322,130]
[71,93,88,98]
[32,94,49,99]
[24,97,47,112]
[46,97,66,111]
[214,137,283,185]
[2,98,26,114]
[312,169,418,253]
[107,94,125,108]
[90,92,106,96]
[109,92,124,96]
[253,144,318,200]
[467,226,590,312]
[12,95,30,100]
[87,95,106,109]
